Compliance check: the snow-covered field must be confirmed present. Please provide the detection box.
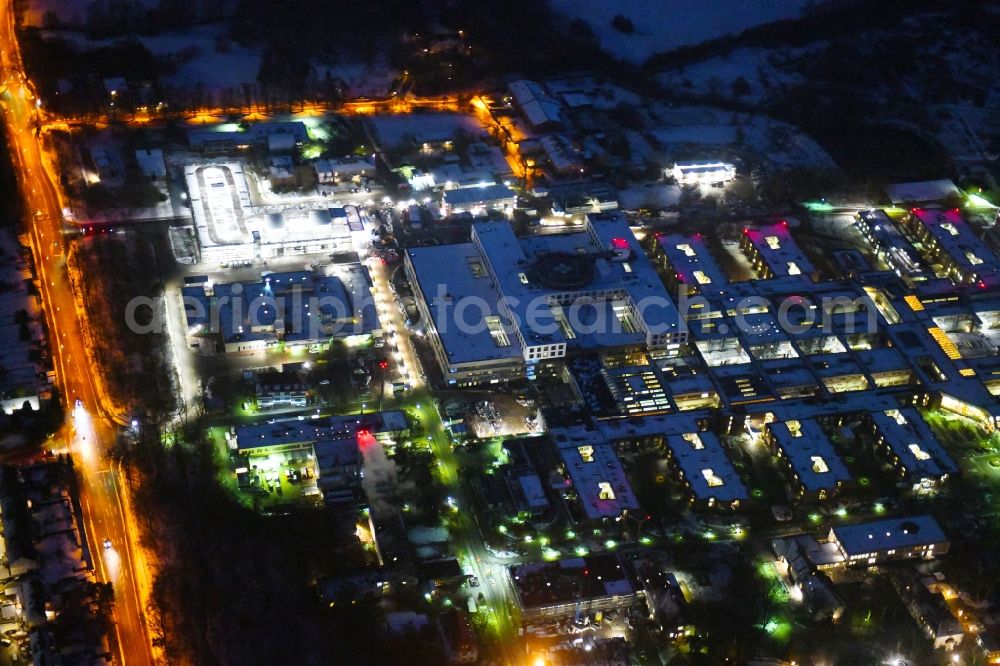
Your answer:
[42,25,398,96]
[550,0,815,64]
[656,46,807,102]
[313,60,397,99]
[617,183,681,210]
[647,104,834,168]
[43,25,261,91]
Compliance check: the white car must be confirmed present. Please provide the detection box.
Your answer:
[103,538,112,550]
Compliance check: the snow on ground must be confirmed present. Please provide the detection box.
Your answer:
[44,25,262,91]
[314,60,397,99]
[407,526,450,545]
[550,0,815,64]
[22,0,152,27]
[617,183,681,210]
[369,113,484,151]
[648,104,834,168]
[656,47,806,103]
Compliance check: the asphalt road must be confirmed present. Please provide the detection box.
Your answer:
[0,3,153,663]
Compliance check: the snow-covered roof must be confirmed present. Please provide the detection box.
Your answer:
[886,179,960,204]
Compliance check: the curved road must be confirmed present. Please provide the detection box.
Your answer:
[0,3,153,665]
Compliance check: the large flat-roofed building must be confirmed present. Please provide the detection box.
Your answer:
[405,243,526,385]
[182,267,379,353]
[509,554,640,624]
[863,409,957,487]
[441,183,516,214]
[654,233,728,297]
[551,427,640,521]
[740,222,816,281]
[187,121,308,155]
[232,411,409,456]
[663,431,747,509]
[904,208,1000,285]
[764,418,851,500]
[405,214,685,385]
[184,163,364,265]
[829,515,949,565]
[231,411,408,507]
[855,210,927,281]
[670,161,736,185]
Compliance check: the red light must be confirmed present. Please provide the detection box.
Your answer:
[611,237,629,250]
[694,233,702,239]
[379,360,388,369]
[979,280,987,289]
[780,220,788,227]
[742,227,749,235]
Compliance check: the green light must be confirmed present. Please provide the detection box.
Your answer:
[604,539,617,550]
[835,506,847,517]
[873,502,885,514]
[524,535,533,543]
[803,200,835,212]
[542,547,560,561]
[539,536,549,546]
[764,618,779,634]
[809,512,821,523]
[967,193,995,209]
[703,530,716,540]
[639,536,653,545]
[575,546,588,556]
[497,525,507,534]
[565,530,576,539]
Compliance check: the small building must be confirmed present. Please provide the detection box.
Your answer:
[829,514,949,566]
[862,408,957,488]
[662,431,747,509]
[855,210,927,281]
[892,572,965,650]
[313,157,374,184]
[551,426,640,522]
[763,418,851,500]
[903,207,1000,286]
[740,222,816,281]
[254,366,308,410]
[772,534,844,621]
[654,233,728,298]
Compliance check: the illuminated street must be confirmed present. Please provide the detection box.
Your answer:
[0,1,153,663]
